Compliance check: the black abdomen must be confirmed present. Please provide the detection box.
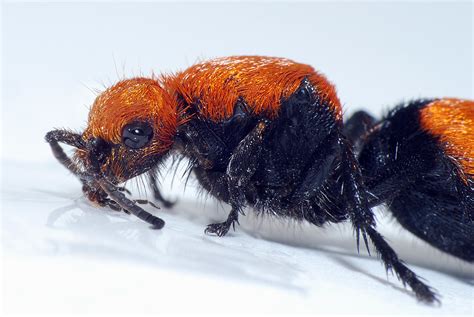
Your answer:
[357,100,474,261]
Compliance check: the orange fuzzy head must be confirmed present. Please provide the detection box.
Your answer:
[77,78,180,183]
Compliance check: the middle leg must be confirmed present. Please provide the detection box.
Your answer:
[204,120,269,237]
[148,171,176,208]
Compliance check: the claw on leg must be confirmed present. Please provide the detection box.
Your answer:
[205,221,231,237]
[205,209,240,237]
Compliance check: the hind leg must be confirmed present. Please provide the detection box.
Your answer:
[356,122,474,262]
[288,134,438,302]
[340,139,438,302]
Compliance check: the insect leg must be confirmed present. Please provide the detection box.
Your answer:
[45,129,85,177]
[340,137,439,303]
[134,199,161,209]
[365,172,409,208]
[98,179,165,229]
[290,133,340,203]
[46,130,131,215]
[205,120,268,237]
[82,183,122,211]
[361,152,437,208]
[204,208,240,237]
[148,172,176,208]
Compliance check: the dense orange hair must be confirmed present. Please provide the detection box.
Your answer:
[84,56,342,156]
[420,98,474,180]
[83,78,180,153]
[166,56,342,121]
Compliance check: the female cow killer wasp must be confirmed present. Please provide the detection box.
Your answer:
[46,56,464,303]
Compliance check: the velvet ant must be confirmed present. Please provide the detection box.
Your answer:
[46,56,473,303]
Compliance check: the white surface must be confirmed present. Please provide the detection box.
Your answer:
[2,2,473,163]
[2,160,474,315]
[2,1,473,316]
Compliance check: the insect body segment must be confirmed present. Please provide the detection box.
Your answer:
[167,56,342,121]
[352,98,474,262]
[45,55,473,304]
[420,98,474,180]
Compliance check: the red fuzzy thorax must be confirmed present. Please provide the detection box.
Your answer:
[85,56,342,156]
[166,56,342,122]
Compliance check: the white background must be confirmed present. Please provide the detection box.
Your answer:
[2,1,473,316]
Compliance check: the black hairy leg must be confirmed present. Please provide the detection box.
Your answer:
[45,130,85,176]
[290,132,339,206]
[148,172,176,208]
[205,120,269,237]
[363,152,435,208]
[365,226,438,301]
[205,208,240,237]
[45,130,123,211]
[134,199,161,210]
[82,183,122,211]
[173,79,439,302]
[339,137,439,303]
[45,129,165,227]
[99,179,165,229]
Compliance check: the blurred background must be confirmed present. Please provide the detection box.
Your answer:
[2,1,473,316]
[3,1,473,162]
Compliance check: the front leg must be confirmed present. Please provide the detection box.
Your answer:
[82,183,122,211]
[46,129,164,228]
[98,179,165,229]
[45,130,86,178]
[205,120,269,236]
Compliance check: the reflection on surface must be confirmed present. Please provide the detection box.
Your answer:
[2,160,473,315]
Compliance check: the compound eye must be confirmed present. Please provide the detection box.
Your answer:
[122,121,154,149]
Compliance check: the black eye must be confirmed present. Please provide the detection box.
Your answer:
[122,121,154,149]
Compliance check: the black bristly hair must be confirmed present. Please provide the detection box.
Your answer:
[46,56,458,304]
[45,130,165,228]
[346,100,474,262]
[169,79,439,303]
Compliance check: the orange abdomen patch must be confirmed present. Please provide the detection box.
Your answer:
[167,56,342,121]
[420,98,474,179]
